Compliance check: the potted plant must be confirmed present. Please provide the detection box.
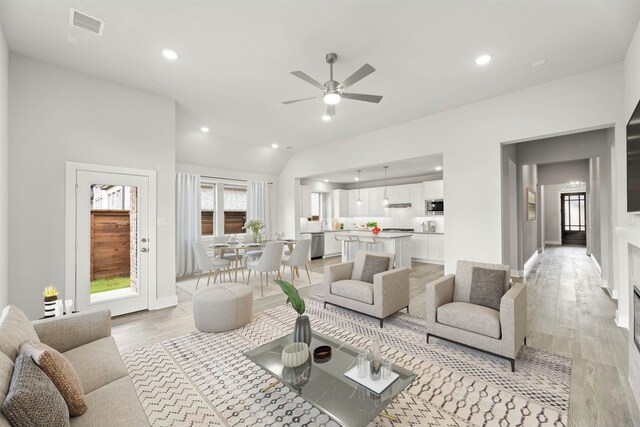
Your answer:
[274,279,311,346]
[366,221,381,235]
[42,285,59,318]
[243,218,265,243]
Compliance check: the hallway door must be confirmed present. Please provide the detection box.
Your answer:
[561,192,587,246]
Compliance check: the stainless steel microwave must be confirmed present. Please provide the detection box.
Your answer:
[425,199,444,215]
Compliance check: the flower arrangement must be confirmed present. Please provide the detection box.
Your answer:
[42,285,59,299]
[243,218,266,243]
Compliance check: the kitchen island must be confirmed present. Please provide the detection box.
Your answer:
[332,231,413,268]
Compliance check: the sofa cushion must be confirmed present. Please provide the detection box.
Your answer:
[21,341,87,416]
[437,302,501,339]
[63,337,129,395]
[453,261,510,303]
[0,305,41,361]
[1,350,69,427]
[351,251,395,281]
[0,352,14,427]
[360,255,390,284]
[469,267,506,311]
[331,280,373,304]
[71,376,150,427]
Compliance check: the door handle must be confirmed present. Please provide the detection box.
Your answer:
[141,248,148,253]
[141,238,148,243]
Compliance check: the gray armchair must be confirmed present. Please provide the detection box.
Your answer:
[324,251,410,327]
[425,260,527,371]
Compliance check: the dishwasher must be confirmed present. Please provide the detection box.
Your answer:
[310,232,324,259]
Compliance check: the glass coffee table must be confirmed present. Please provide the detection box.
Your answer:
[244,331,416,427]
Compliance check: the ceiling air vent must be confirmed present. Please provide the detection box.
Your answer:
[69,8,105,36]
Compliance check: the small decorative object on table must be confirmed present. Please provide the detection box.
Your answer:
[313,345,331,363]
[369,340,382,380]
[42,285,59,318]
[275,279,312,346]
[281,342,309,368]
[244,218,266,243]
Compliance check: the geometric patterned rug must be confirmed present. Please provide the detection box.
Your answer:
[122,295,571,426]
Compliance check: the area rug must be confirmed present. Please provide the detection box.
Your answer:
[177,269,324,299]
[122,296,571,426]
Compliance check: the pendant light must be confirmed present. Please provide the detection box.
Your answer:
[383,166,389,206]
[356,170,362,206]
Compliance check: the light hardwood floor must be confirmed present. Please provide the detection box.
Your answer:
[111,248,640,426]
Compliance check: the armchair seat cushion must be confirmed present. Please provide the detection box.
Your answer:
[437,302,501,339]
[330,280,373,305]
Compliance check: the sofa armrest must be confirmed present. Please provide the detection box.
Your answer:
[426,274,455,325]
[325,262,354,284]
[32,309,111,353]
[500,282,527,358]
[373,267,410,317]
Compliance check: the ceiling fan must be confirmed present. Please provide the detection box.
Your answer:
[282,53,383,120]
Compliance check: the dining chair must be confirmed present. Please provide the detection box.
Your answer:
[246,241,284,297]
[192,242,233,289]
[282,239,312,284]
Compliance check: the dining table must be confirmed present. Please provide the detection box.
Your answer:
[208,239,296,283]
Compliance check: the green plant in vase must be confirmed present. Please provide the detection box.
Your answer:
[42,284,59,318]
[243,218,265,243]
[274,279,311,345]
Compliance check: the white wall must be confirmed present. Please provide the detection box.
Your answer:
[542,184,586,245]
[8,54,177,319]
[519,164,538,268]
[175,162,279,237]
[279,63,624,275]
[0,23,7,308]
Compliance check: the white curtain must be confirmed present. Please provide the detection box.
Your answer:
[247,180,271,237]
[176,173,201,277]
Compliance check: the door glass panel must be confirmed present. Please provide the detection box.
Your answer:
[89,184,139,303]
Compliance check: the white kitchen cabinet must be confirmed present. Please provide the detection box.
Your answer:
[411,233,444,264]
[386,185,411,204]
[423,180,444,200]
[368,187,386,217]
[300,185,312,218]
[410,183,424,216]
[324,233,342,257]
[331,189,349,217]
[348,189,369,217]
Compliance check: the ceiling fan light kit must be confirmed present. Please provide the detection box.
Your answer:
[283,53,383,119]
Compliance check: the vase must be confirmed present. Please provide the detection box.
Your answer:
[44,296,57,318]
[369,340,382,380]
[293,315,312,346]
[252,231,259,243]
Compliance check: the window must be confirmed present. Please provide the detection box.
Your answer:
[200,183,216,236]
[224,186,247,234]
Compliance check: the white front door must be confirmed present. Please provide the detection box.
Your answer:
[74,170,151,315]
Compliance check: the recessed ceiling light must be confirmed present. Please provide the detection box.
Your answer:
[162,49,178,60]
[271,143,279,149]
[435,166,443,171]
[322,115,331,122]
[354,177,359,181]
[475,54,492,66]
[200,126,209,133]
[324,179,329,183]
[531,58,547,68]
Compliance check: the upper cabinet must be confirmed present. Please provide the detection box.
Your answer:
[348,189,369,217]
[386,185,411,204]
[423,180,444,200]
[368,187,386,216]
[410,183,424,217]
[331,189,349,217]
[300,185,312,218]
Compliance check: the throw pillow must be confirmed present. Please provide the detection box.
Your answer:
[0,352,14,427]
[20,341,87,416]
[469,267,506,311]
[360,255,390,284]
[1,349,69,427]
[0,305,41,361]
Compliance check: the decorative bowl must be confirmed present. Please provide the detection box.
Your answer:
[281,342,309,368]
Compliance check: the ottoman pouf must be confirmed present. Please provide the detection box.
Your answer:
[193,283,253,332]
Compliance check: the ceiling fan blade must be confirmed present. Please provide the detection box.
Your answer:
[327,104,335,117]
[340,64,376,89]
[341,92,383,103]
[282,96,319,105]
[290,71,326,91]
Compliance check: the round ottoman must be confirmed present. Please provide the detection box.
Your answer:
[193,283,253,333]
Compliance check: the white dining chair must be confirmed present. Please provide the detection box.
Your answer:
[246,241,284,297]
[192,242,232,289]
[282,239,312,284]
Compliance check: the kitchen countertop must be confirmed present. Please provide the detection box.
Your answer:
[302,230,444,235]
[332,231,413,239]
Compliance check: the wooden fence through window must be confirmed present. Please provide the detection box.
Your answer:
[91,210,131,281]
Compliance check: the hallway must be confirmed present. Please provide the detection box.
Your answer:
[527,245,640,426]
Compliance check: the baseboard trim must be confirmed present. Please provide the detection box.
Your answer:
[511,269,524,278]
[523,251,538,275]
[616,311,629,329]
[150,295,178,310]
[544,240,562,246]
[590,254,602,275]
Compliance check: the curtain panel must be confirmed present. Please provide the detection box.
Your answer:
[247,180,270,238]
[176,173,201,277]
